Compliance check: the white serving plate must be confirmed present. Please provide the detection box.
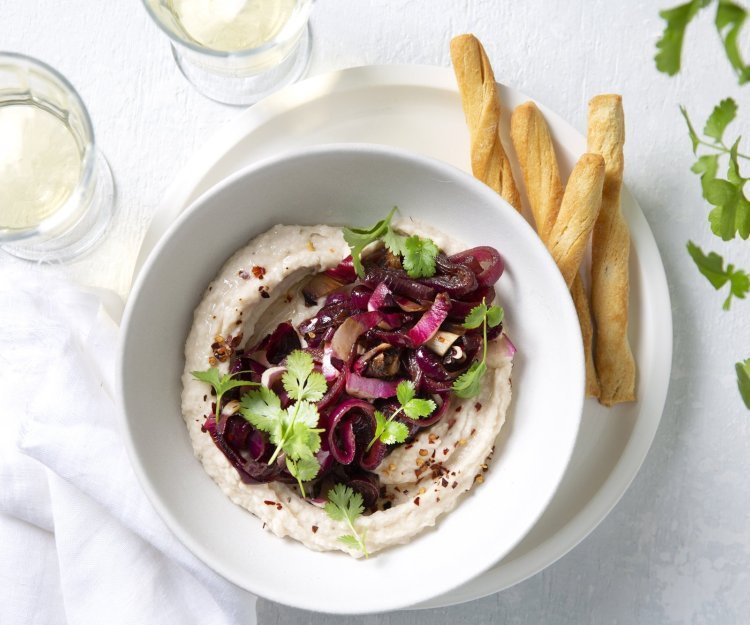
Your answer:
[132,65,672,609]
[119,144,584,614]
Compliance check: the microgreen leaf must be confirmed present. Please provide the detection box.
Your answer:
[324,483,368,557]
[704,98,738,142]
[686,241,750,309]
[736,358,750,409]
[402,235,439,278]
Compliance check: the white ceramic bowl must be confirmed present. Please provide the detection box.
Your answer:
[117,144,584,614]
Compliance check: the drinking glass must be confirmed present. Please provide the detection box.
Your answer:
[0,52,115,263]
[142,0,314,106]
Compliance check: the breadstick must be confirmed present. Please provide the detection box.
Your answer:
[547,153,605,288]
[509,101,601,397]
[510,101,563,243]
[450,34,522,211]
[588,94,636,406]
[572,275,601,398]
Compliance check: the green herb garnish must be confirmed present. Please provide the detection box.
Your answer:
[681,99,750,242]
[452,299,504,399]
[191,367,258,419]
[656,0,750,85]
[366,380,436,451]
[736,358,750,409]
[240,350,326,496]
[343,207,439,279]
[324,483,368,557]
[687,241,749,310]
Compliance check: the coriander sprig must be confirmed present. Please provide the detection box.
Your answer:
[452,299,504,399]
[342,208,439,279]
[191,367,259,420]
[682,99,750,242]
[687,241,749,310]
[324,483,368,557]
[366,380,436,451]
[656,0,750,85]
[240,350,327,496]
[737,359,750,409]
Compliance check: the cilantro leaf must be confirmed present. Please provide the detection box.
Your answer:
[286,456,320,483]
[240,386,283,440]
[282,351,327,403]
[240,351,326,496]
[192,367,258,419]
[325,483,365,523]
[715,1,750,85]
[380,420,409,445]
[382,227,407,257]
[343,208,439,279]
[452,361,487,399]
[402,235,439,278]
[704,98,738,142]
[338,535,363,550]
[396,380,415,406]
[403,398,437,420]
[325,483,368,557]
[686,241,750,309]
[683,100,750,242]
[486,305,505,328]
[368,382,435,449]
[655,0,709,76]
[463,302,488,329]
[342,207,398,277]
[736,358,750,409]
[452,297,504,398]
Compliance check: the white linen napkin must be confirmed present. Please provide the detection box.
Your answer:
[0,266,257,625]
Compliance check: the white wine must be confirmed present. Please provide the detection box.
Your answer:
[0,103,82,230]
[168,0,296,52]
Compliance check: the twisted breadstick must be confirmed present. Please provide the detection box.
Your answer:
[588,95,636,406]
[511,101,602,397]
[510,101,563,242]
[450,34,522,211]
[548,153,605,288]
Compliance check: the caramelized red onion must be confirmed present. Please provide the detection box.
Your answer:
[265,322,301,364]
[325,255,357,283]
[449,246,504,287]
[202,241,509,504]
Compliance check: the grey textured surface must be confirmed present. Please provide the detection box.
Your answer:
[3,0,749,622]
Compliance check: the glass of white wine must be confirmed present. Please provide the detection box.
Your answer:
[142,0,314,106]
[0,53,114,263]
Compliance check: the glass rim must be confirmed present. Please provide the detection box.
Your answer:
[0,51,98,242]
[140,0,313,59]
